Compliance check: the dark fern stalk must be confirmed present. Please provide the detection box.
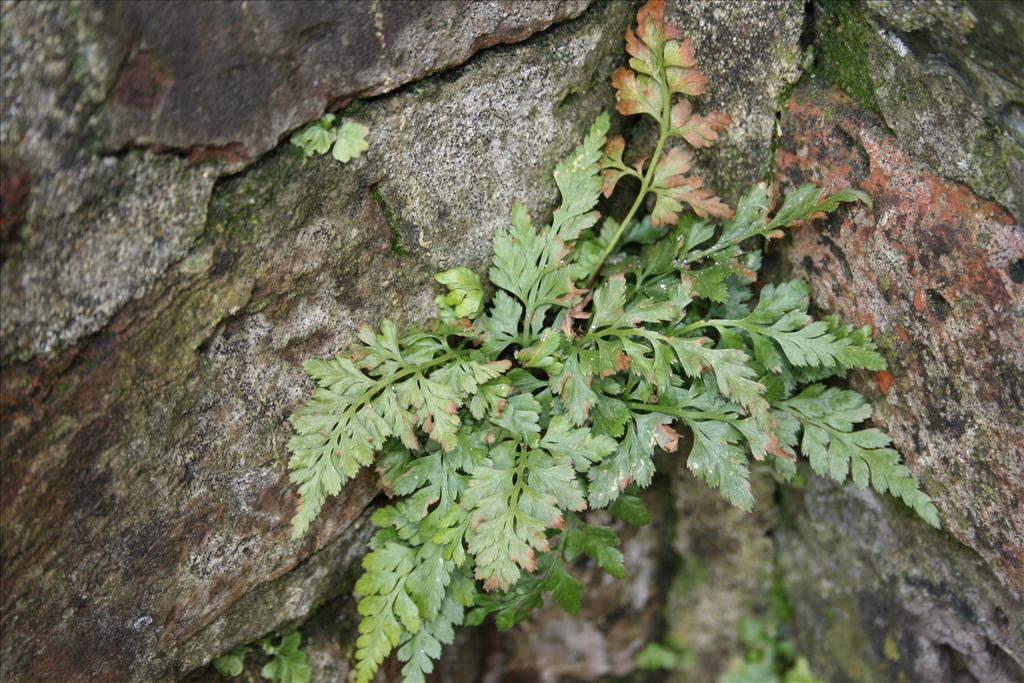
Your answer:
[284,2,939,681]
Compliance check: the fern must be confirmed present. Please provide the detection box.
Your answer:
[290,113,369,163]
[213,631,310,683]
[284,2,939,680]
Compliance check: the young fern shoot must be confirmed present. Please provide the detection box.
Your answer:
[284,2,939,681]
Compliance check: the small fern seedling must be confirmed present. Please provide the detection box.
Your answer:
[284,2,938,681]
[290,113,369,163]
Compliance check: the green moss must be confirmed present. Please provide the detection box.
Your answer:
[815,0,882,115]
[822,597,872,680]
[671,555,711,597]
[883,633,901,661]
[371,186,409,256]
[967,121,1023,202]
[201,149,301,246]
[338,99,368,118]
[244,297,270,314]
[767,570,793,623]
[47,415,79,443]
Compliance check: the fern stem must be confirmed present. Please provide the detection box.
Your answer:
[677,318,742,335]
[584,165,652,290]
[626,401,739,423]
[585,48,674,291]
[337,350,458,426]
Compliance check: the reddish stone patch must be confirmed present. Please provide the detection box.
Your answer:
[186,142,249,166]
[0,159,30,259]
[777,79,1024,591]
[913,288,926,312]
[326,95,353,113]
[873,370,894,395]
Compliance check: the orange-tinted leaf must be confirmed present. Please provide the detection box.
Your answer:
[767,430,796,460]
[663,21,683,41]
[652,177,733,224]
[651,192,683,226]
[610,66,633,90]
[670,100,693,129]
[610,67,640,115]
[657,424,680,453]
[687,112,730,147]
[601,169,627,198]
[663,37,697,68]
[667,66,706,96]
[600,136,632,197]
[635,0,666,47]
[670,178,733,219]
[653,146,694,186]
[615,349,631,372]
[624,27,654,75]
[670,101,731,147]
[611,67,661,118]
[602,135,626,165]
[730,257,756,281]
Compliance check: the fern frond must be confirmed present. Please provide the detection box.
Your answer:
[282,5,938,680]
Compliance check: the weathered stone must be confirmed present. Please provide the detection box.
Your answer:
[0,1,218,363]
[662,470,780,683]
[97,0,590,157]
[775,79,1024,592]
[0,153,216,363]
[664,0,806,201]
[0,2,634,681]
[6,1,1023,682]
[777,476,1024,683]
[814,0,1024,219]
[0,0,590,364]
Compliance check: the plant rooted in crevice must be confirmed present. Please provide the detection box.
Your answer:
[214,631,311,683]
[284,3,938,681]
[290,113,369,163]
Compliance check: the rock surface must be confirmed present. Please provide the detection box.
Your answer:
[0,1,218,363]
[0,0,589,364]
[778,477,1024,683]
[776,78,1024,594]
[3,1,1024,682]
[98,0,592,157]
[815,0,1024,218]
[661,471,780,683]
[665,0,806,201]
[0,2,632,681]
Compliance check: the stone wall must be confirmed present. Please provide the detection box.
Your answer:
[1,2,1021,682]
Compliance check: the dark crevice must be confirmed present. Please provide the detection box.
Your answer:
[764,0,818,185]
[370,184,410,257]
[798,0,817,53]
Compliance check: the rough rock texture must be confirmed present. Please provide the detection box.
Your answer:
[4,1,1024,682]
[815,0,1024,218]
[776,78,1024,593]
[665,0,806,201]
[0,0,589,363]
[661,471,780,683]
[0,2,633,681]
[187,485,675,683]
[0,1,219,363]
[778,477,1024,683]
[98,0,592,156]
